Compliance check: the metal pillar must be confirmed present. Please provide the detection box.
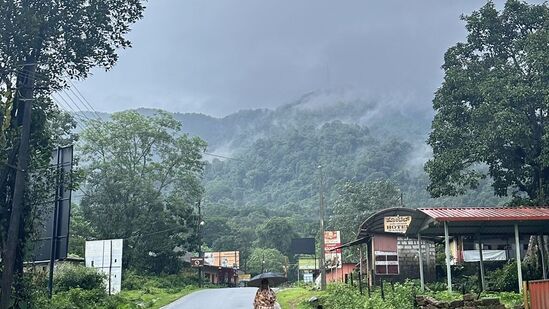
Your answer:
[515,224,523,293]
[418,233,425,292]
[444,221,452,292]
[478,234,486,291]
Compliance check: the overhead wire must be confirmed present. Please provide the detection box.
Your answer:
[15,67,241,164]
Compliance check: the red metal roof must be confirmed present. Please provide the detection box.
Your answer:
[418,207,549,222]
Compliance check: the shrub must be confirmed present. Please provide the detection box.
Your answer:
[318,281,418,309]
[51,288,127,309]
[121,270,198,291]
[54,264,106,293]
[490,260,541,292]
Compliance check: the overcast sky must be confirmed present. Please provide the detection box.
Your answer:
[75,1,507,117]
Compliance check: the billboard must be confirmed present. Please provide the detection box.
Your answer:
[204,251,240,268]
[31,146,73,262]
[324,231,342,269]
[86,239,123,294]
[291,238,315,255]
[298,257,319,270]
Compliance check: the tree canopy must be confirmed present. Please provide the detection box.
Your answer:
[79,111,206,273]
[426,0,549,205]
[246,248,287,275]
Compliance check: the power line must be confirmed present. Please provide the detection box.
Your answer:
[203,152,243,161]
[65,79,105,121]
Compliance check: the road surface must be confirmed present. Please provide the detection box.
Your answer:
[163,287,258,309]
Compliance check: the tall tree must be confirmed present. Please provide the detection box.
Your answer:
[0,0,145,305]
[426,0,549,280]
[426,0,549,205]
[79,111,206,274]
[247,248,287,275]
[329,180,401,261]
[255,217,298,256]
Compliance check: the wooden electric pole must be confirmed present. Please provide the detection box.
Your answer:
[0,61,36,309]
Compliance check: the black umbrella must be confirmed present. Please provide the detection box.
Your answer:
[248,272,287,287]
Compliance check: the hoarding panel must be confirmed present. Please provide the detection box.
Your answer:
[204,251,240,268]
[85,239,123,294]
[324,231,342,269]
[31,146,73,262]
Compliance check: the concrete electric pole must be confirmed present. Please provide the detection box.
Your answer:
[0,61,36,309]
[318,165,327,290]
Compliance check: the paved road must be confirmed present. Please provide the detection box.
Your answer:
[163,287,258,309]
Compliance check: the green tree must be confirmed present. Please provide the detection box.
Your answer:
[68,204,94,258]
[0,0,145,89]
[247,248,287,275]
[425,0,549,205]
[0,0,145,305]
[255,217,298,256]
[329,180,401,261]
[79,111,207,274]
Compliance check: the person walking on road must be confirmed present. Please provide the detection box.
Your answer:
[253,279,278,309]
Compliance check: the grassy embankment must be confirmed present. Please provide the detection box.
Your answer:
[277,287,321,309]
[116,272,203,308]
[276,284,523,309]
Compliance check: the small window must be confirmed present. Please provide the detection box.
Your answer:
[374,251,399,275]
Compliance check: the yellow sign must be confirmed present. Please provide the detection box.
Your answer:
[384,216,412,233]
[298,258,319,270]
[239,274,251,280]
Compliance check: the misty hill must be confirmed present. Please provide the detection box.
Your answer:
[129,90,433,155]
[79,90,505,213]
[77,90,507,252]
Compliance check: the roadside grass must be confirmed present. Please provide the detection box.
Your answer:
[277,287,321,309]
[120,285,200,309]
[277,283,522,309]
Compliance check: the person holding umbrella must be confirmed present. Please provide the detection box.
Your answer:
[249,272,286,309]
[253,279,277,309]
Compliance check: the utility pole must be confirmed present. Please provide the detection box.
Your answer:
[47,148,61,298]
[318,165,327,290]
[197,200,204,288]
[0,61,36,309]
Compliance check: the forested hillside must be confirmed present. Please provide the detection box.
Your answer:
[79,92,507,264]
[177,91,507,262]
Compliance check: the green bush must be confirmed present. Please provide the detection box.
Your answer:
[51,288,127,309]
[121,271,149,290]
[54,264,106,293]
[121,270,198,291]
[318,281,418,309]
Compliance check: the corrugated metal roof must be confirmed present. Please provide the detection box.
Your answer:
[419,207,549,222]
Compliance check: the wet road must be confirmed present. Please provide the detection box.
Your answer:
[163,287,257,309]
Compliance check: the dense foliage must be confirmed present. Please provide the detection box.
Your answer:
[426,0,549,204]
[201,106,505,264]
[78,111,206,273]
[0,0,145,305]
[247,248,287,275]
